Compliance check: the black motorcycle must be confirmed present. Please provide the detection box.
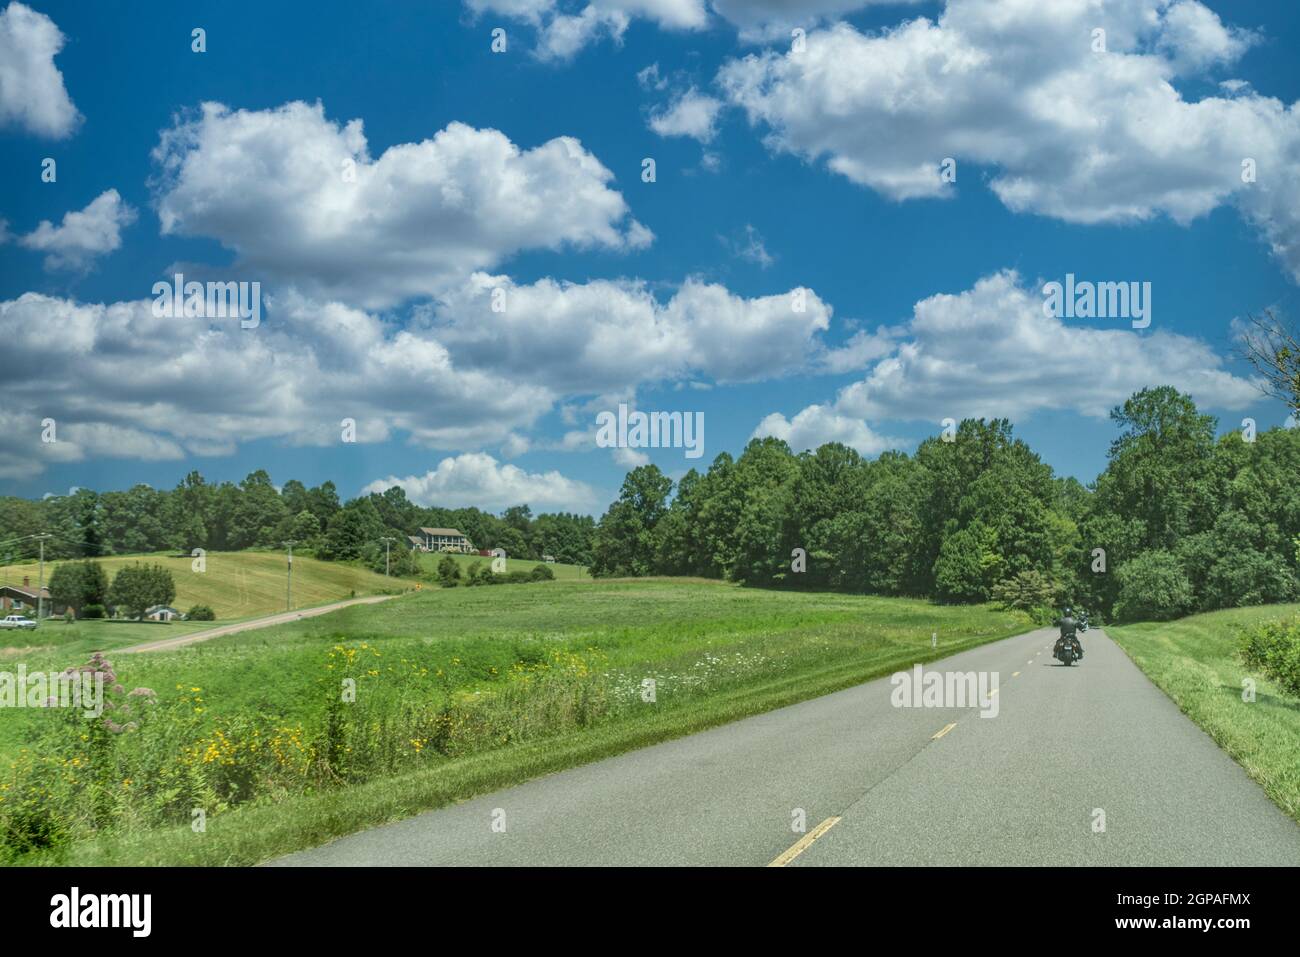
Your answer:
[1053,610,1086,666]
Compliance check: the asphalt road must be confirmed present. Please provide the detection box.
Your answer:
[272,627,1300,866]
[119,595,395,654]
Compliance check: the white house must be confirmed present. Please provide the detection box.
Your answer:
[414,528,475,553]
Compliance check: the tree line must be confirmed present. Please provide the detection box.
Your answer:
[5,386,1296,622]
[0,472,596,572]
[590,387,1300,622]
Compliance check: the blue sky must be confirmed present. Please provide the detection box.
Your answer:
[2,0,1299,512]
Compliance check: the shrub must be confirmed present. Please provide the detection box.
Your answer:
[80,604,105,620]
[436,555,462,588]
[187,605,216,621]
[1113,550,1194,621]
[530,563,556,582]
[0,802,69,859]
[1238,617,1300,696]
[991,569,1056,614]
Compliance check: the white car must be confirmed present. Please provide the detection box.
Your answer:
[0,615,38,630]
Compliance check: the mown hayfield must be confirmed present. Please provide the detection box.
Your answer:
[1108,603,1300,823]
[0,551,413,622]
[0,578,1030,866]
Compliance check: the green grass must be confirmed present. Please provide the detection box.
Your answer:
[0,551,413,622]
[0,618,218,654]
[4,579,1032,866]
[1108,604,1300,824]
[414,551,589,580]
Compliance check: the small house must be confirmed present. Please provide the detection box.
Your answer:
[144,605,183,622]
[0,577,70,617]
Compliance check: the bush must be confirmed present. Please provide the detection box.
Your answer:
[187,605,216,621]
[1113,550,1195,622]
[436,555,462,588]
[530,563,556,582]
[1238,617,1300,696]
[0,802,69,859]
[80,604,105,619]
[991,569,1056,614]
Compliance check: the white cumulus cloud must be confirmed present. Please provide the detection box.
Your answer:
[648,87,724,142]
[150,101,651,309]
[718,0,1300,281]
[465,0,707,58]
[0,266,834,478]
[19,189,136,271]
[363,453,599,512]
[0,2,80,138]
[753,404,904,456]
[428,272,832,392]
[797,270,1261,427]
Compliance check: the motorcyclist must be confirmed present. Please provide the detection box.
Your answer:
[1055,606,1084,661]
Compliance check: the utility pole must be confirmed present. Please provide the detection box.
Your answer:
[36,534,50,620]
[379,537,396,576]
[282,541,297,611]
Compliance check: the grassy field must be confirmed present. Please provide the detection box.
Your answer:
[0,551,413,621]
[413,551,589,580]
[0,618,219,654]
[1108,604,1300,824]
[1,578,1030,865]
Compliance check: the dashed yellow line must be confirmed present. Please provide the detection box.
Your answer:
[932,721,957,740]
[767,816,842,867]
[988,688,999,697]
[1011,671,1020,677]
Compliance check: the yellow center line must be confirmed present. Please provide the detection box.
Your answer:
[1011,671,1020,677]
[767,816,842,867]
[988,688,999,697]
[932,721,957,740]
